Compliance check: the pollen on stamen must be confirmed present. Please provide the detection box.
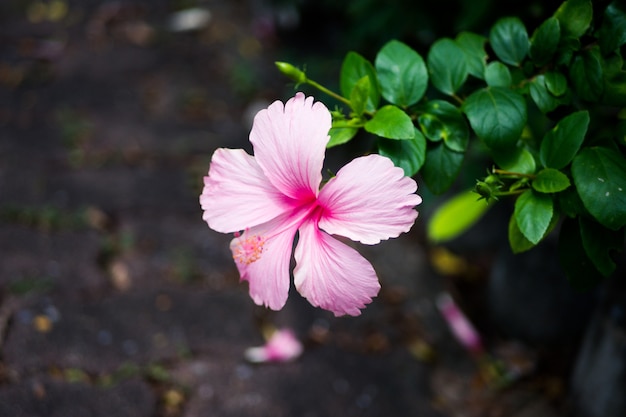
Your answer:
[233,234,266,265]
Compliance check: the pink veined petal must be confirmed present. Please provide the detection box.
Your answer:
[317,154,422,245]
[200,148,296,234]
[250,92,331,202]
[230,211,305,311]
[293,220,381,316]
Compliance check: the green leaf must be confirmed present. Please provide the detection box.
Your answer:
[455,31,488,79]
[514,189,554,244]
[375,40,428,107]
[558,186,588,218]
[554,0,593,38]
[427,38,468,95]
[421,142,464,194]
[529,75,562,113]
[463,87,527,150]
[340,51,380,112]
[349,76,370,116]
[571,147,626,230]
[579,217,623,277]
[540,110,590,169]
[484,62,512,87]
[491,146,536,175]
[489,17,529,66]
[570,46,604,101]
[508,213,536,253]
[532,168,571,193]
[378,128,426,177]
[559,218,603,290]
[364,105,415,140]
[529,17,560,66]
[544,71,567,96]
[417,100,469,152]
[427,190,492,243]
[597,1,626,54]
[327,127,359,148]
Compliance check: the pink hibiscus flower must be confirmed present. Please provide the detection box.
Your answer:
[200,92,421,316]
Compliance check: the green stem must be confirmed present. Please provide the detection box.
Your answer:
[492,168,536,179]
[305,79,352,107]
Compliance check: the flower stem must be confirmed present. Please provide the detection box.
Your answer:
[305,79,352,107]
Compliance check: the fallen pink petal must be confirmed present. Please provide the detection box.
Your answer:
[200,92,421,316]
[244,328,304,363]
[437,293,484,355]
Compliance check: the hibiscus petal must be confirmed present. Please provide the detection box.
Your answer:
[250,92,331,202]
[317,154,422,245]
[293,220,380,316]
[230,214,302,311]
[200,148,296,233]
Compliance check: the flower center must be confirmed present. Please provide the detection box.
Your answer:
[232,232,266,265]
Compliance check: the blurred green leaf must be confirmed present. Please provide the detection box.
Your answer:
[508,213,536,253]
[327,126,359,148]
[418,100,469,152]
[579,217,623,277]
[378,128,426,177]
[540,110,590,169]
[571,147,626,230]
[463,87,527,150]
[427,38,468,95]
[597,1,626,54]
[529,17,560,66]
[455,31,488,79]
[514,189,553,244]
[364,105,415,139]
[559,218,603,290]
[340,51,380,112]
[489,17,529,66]
[350,76,370,115]
[532,168,571,193]
[558,186,588,218]
[484,62,512,87]
[570,46,604,101]
[544,71,568,96]
[421,142,465,194]
[554,0,593,38]
[375,40,428,107]
[530,75,562,113]
[427,190,491,243]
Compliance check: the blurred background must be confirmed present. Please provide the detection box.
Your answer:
[0,1,623,416]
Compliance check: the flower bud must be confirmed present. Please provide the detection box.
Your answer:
[275,62,307,84]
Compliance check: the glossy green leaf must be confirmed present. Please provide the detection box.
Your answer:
[349,76,370,116]
[378,128,426,177]
[375,40,428,107]
[456,31,488,79]
[463,87,527,150]
[514,189,553,244]
[554,0,593,38]
[597,1,626,54]
[491,146,536,175]
[559,218,603,290]
[327,127,359,148]
[489,17,529,66]
[532,168,571,193]
[340,51,380,112]
[544,71,567,96]
[421,142,465,194]
[427,38,468,95]
[529,17,560,66]
[579,217,623,277]
[427,190,492,243]
[364,105,415,140]
[529,75,561,113]
[571,147,626,230]
[540,110,590,169]
[418,100,469,152]
[484,62,512,87]
[570,46,604,101]
[508,213,536,253]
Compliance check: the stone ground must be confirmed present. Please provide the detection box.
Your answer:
[0,1,584,416]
